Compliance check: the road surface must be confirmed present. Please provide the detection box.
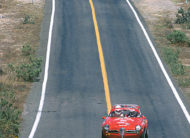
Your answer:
[21,0,190,137]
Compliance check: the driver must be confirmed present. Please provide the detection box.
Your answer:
[114,109,124,117]
[114,105,124,117]
[129,111,139,117]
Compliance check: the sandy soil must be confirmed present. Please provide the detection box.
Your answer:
[132,0,179,21]
[17,0,42,3]
[0,0,43,65]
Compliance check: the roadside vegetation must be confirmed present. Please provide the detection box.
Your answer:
[162,6,190,88]
[162,47,185,75]
[0,0,44,137]
[8,45,42,82]
[0,86,21,138]
[132,0,190,101]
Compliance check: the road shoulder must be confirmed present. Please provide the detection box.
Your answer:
[19,0,52,137]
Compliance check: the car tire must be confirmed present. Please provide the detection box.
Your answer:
[102,131,106,138]
[145,129,148,138]
[140,130,146,138]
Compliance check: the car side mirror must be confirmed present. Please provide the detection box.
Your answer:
[102,116,106,119]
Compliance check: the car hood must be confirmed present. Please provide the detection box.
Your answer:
[106,117,142,130]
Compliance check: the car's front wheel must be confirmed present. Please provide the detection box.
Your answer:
[102,131,106,138]
[145,129,148,138]
[140,129,148,138]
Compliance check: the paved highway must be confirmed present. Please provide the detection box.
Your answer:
[21,0,190,137]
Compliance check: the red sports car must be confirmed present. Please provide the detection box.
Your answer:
[101,104,148,138]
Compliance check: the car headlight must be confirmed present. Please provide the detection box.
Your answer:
[136,125,141,131]
[104,125,109,131]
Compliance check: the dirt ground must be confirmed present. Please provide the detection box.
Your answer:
[0,0,44,65]
[133,0,179,20]
[16,0,42,3]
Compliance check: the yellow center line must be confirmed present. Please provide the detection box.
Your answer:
[89,0,111,114]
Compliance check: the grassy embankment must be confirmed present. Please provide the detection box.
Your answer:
[0,0,44,137]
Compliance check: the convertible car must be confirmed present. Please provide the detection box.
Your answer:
[101,104,148,138]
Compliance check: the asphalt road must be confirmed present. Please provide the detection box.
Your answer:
[21,0,190,137]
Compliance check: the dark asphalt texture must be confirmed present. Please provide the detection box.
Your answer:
[21,0,190,138]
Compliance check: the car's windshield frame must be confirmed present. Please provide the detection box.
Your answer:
[109,109,140,118]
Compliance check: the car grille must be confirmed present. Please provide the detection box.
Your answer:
[107,130,137,134]
[108,130,119,133]
[126,130,137,134]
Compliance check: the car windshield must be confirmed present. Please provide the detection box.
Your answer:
[109,110,139,118]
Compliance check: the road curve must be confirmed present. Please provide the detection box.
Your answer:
[22,0,190,137]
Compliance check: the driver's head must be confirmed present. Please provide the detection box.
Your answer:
[115,105,121,109]
[115,109,121,116]
[130,111,138,117]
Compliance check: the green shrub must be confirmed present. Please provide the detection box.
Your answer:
[162,47,185,75]
[29,56,42,67]
[170,63,185,75]
[21,44,34,56]
[0,67,3,75]
[15,57,42,81]
[178,78,190,87]
[0,88,21,138]
[8,64,15,72]
[185,22,190,29]
[163,47,179,64]
[167,30,187,44]
[175,7,190,24]
[187,39,190,47]
[7,45,42,81]
[23,14,35,24]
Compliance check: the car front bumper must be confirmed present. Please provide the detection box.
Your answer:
[103,130,143,138]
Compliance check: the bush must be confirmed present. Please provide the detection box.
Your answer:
[170,63,185,75]
[163,47,179,64]
[167,30,187,44]
[175,7,190,24]
[23,14,35,24]
[187,40,190,46]
[21,44,34,56]
[162,47,185,75]
[0,67,3,75]
[178,78,190,87]
[7,45,42,81]
[16,57,42,81]
[185,22,190,29]
[8,64,15,72]
[0,88,21,138]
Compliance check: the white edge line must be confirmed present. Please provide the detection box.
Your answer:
[28,0,55,137]
[126,0,190,124]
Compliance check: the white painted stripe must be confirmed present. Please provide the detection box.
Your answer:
[126,0,190,124]
[28,0,55,137]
